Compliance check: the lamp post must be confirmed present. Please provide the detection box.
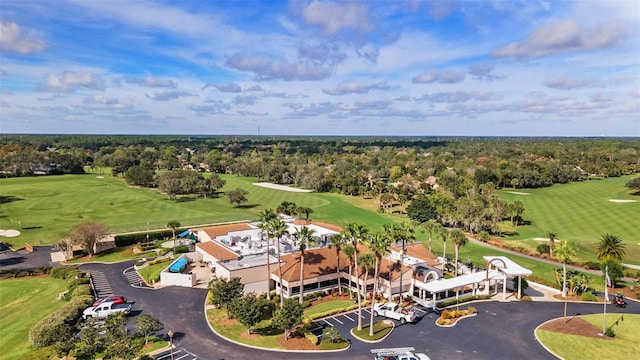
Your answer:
[167,330,174,360]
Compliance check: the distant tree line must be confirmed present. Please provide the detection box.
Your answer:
[1,136,638,216]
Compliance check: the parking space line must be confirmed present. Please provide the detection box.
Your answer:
[331,316,343,324]
[342,313,354,321]
[323,319,333,327]
[175,354,190,360]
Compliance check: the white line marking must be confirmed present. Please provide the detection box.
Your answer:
[332,316,343,324]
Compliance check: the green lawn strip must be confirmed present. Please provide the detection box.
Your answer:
[319,339,349,350]
[138,259,173,283]
[303,300,355,321]
[536,314,640,360]
[67,246,155,264]
[206,308,285,349]
[141,340,170,353]
[351,321,393,341]
[0,277,67,360]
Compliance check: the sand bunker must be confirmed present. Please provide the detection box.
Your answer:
[506,191,530,195]
[608,199,637,203]
[253,182,312,193]
[0,229,21,237]
[533,237,559,242]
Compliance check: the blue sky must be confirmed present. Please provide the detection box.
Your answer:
[1,0,639,136]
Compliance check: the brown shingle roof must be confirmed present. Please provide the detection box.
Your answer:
[198,223,253,239]
[197,241,240,261]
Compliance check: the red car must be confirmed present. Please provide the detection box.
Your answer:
[93,295,127,307]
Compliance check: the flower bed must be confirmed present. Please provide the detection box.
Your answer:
[435,306,478,327]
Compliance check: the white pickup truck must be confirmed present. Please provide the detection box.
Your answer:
[372,302,418,324]
[371,347,430,360]
[83,301,132,319]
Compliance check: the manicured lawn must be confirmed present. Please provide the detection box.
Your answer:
[68,246,156,264]
[206,307,285,349]
[0,277,67,360]
[303,300,355,320]
[536,313,640,359]
[498,175,640,264]
[351,321,393,341]
[138,259,172,284]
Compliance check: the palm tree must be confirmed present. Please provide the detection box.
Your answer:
[449,229,468,277]
[345,223,369,331]
[439,227,449,261]
[394,221,415,301]
[258,209,277,301]
[422,220,443,254]
[547,231,557,258]
[555,239,576,322]
[596,233,626,261]
[328,233,347,295]
[358,253,376,301]
[343,244,355,299]
[270,218,289,306]
[512,200,524,226]
[166,220,181,256]
[366,231,392,337]
[292,226,316,304]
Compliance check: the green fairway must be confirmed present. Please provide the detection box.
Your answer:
[536,313,640,360]
[0,174,396,248]
[0,277,67,360]
[499,175,640,265]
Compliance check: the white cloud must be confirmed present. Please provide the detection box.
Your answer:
[43,71,105,92]
[146,91,193,101]
[413,69,465,84]
[225,54,332,81]
[298,1,373,34]
[0,21,46,54]
[492,20,628,59]
[544,76,594,90]
[322,81,389,95]
[202,82,242,93]
[416,91,501,103]
[126,76,176,88]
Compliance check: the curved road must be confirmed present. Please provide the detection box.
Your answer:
[81,261,639,360]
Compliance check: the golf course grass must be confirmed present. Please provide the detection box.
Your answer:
[536,313,640,359]
[0,276,67,360]
[499,175,639,264]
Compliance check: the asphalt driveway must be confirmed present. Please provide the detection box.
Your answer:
[81,261,639,360]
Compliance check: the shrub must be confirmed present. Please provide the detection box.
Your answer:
[51,266,81,279]
[580,291,598,302]
[536,244,550,255]
[467,306,477,314]
[582,261,600,270]
[29,295,94,347]
[299,328,318,345]
[436,295,492,309]
[605,327,615,337]
[115,229,179,247]
[636,292,640,300]
[158,249,168,256]
[174,245,189,254]
[520,295,532,301]
[302,301,312,309]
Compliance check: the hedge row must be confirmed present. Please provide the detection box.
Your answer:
[29,295,94,347]
[436,294,492,310]
[115,229,185,247]
[299,327,318,345]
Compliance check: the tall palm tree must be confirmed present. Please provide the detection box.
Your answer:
[555,239,576,323]
[422,220,442,254]
[292,226,316,304]
[394,221,416,302]
[258,209,277,301]
[358,253,376,301]
[343,244,355,299]
[547,231,557,258]
[367,231,392,337]
[345,223,369,331]
[596,233,626,261]
[270,218,289,306]
[328,233,347,295]
[439,227,449,261]
[449,229,468,277]
[166,220,181,256]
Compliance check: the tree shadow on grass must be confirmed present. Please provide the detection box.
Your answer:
[0,195,23,204]
[254,323,282,336]
[236,204,259,209]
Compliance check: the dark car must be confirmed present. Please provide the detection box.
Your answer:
[93,295,126,307]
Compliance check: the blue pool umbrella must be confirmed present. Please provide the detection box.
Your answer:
[178,229,190,238]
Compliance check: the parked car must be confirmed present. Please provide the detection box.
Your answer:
[83,301,132,319]
[371,347,430,360]
[93,295,126,307]
[373,302,418,324]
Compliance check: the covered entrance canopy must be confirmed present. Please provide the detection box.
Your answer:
[416,255,532,309]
